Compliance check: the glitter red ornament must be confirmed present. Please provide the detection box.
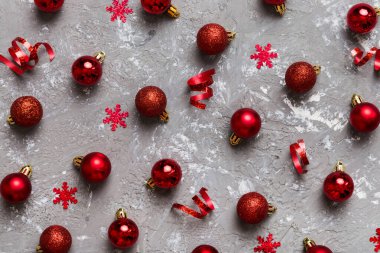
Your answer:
[73,152,112,183]
[229,108,262,145]
[304,238,332,253]
[236,192,276,224]
[197,23,236,55]
[135,86,169,122]
[7,96,43,127]
[192,245,219,253]
[285,62,320,94]
[34,0,64,12]
[72,52,105,86]
[36,225,72,253]
[141,0,180,17]
[347,3,378,34]
[0,166,32,204]
[108,208,139,249]
[264,0,286,15]
[323,161,354,203]
[350,94,380,133]
[147,159,182,189]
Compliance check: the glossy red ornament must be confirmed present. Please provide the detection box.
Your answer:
[197,24,235,55]
[34,0,64,12]
[347,3,378,34]
[230,108,261,145]
[285,62,319,94]
[323,161,354,202]
[236,192,276,224]
[135,86,169,121]
[148,159,182,189]
[72,52,105,86]
[304,238,332,253]
[73,152,111,183]
[0,166,32,204]
[350,94,380,133]
[8,96,43,127]
[37,225,72,253]
[108,208,139,249]
[192,245,219,253]
[141,0,179,17]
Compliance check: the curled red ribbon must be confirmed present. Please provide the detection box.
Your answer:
[351,47,380,71]
[187,69,216,109]
[172,187,215,219]
[289,139,309,174]
[0,37,55,75]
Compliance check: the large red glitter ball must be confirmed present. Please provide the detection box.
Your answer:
[141,0,171,15]
[135,86,167,117]
[34,0,64,12]
[264,0,285,4]
[307,245,333,253]
[39,225,72,253]
[236,192,269,224]
[350,102,380,132]
[108,218,139,249]
[0,173,31,203]
[10,96,43,127]
[285,62,317,93]
[231,108,261,139]
[347,3,378,34]
[151,159,182,189]
[192,245,219,253]
[197,24,229,55]
[80,152,112,183]
[72,56,103,86]
[323,171,354,202]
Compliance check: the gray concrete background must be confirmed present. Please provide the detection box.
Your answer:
[0,0,379,252]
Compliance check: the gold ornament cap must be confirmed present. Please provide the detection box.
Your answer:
[303,237,316,250]
[229,133,241,146]
[351,94,363,107]
[167,5,180,18]
[146,178,156,188]
[20,165,32,178]
[333,161,346,172]
[227,31,236,41]
[73,156,84,168]
[94,51,106,64]
[313,65,321,75]
[160,110,169,123]
[274,3,286,15]
[268,203,277,215]
[115,208,127,220]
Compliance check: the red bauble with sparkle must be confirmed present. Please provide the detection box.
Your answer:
[34,0,64,12]
[231,108,261,139]
[323,171,354,202]
[306,245,333,253]
[135,86,167,117]
[192,245,219,253]
[264,0,285,4]
[141,0,171,15]
[72,56,102,86]
[0,173,31,203]
[80,152,112,183]
[108,218,139,249]
[350,102,380,132]
[38,225,72,253]
[197,24,229,55]
[10,96,43,127]
[237,192,270,224]
[151,159,182,189]
[347,3,378,34]
[285,62,317,93]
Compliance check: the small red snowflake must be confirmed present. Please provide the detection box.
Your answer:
[106,0,133,23]
[254,233,281,253]
[103,104,129,131]
[53,182,78,210]
[250,44,278,69]
[370,228,380,252]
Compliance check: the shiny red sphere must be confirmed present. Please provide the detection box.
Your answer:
[0,173,31,203]
[236,192,269,224]
[108,218,139,249]
[80,152,111,183]
[264,0,285,5]
[307,245,333,253]
[151,159,182,189]
[323,171,354,202]
[34,0,64,12]
[39,225,72,253]
[192,245,219,253]
[347,3,377,34]
[350,102,380,132]
[197,23,229,55]
[231,108,261,139]
[141,0,171,15]
[72,56,102,86]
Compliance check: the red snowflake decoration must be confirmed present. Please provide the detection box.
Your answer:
[53,182,78,210]
[250,44,278,69]
[254,233,281,253]
[106,0,133,23]
[103,104,129,131]
[370,228,380,252]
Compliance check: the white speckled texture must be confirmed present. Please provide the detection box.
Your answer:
[0,0,380,252]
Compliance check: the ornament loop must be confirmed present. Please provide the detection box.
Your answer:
[94,51,106,64]
[229,133,241,146]
[115,208,128,219]
[146,178,155,188]
[73,156,84,168]
[351,94,363,107]
[227,31,236,41]
[7,115,15,125]
[160,110,169,123]
[20,165,33,178]
[289,139,309,174]
[313,65,321,75]
[303,238,316,249]
[375,7,380,16]
[167,5,180,18]
[274,3,286,15]
[268,203,277,214]
[334,161,346,172]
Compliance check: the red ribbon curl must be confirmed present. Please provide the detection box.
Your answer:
[351,47,380,71]
[289,139,309,174]
[172,187,215,219]
[0,37,55,75]
[187,69,216,109]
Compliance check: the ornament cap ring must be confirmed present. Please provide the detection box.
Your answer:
[20,165,33,178]
[94,51,106,64]
[334,161,346,172]
[73,156,84,168]
[303,237,316,249]
[167,5,180,18]
[351,94,363,107]
[115,208,128,219]
[313,65,321,75]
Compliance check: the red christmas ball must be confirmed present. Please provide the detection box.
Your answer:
[0,173,31,203]
[323,171,354,202]
[307,245,333,253]
[141,0,171,15]
[285,62,317,93]
[108,218,139,249]
[9,96,43,127]
[237,192,272,224]
[231,108,261,139]
[350,102,380,132]
[192,245,219,253]
[79,152,112,183]
[151,159,182,189]
[34,0,64,12]
[197,24,230,55]
[264,0,285,4]
[347,3,377,34]
[72,56,103,86]
[38,225,72,253]
[135,86,167,118]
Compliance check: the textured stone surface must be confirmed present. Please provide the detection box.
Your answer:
[0,0,379,252]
